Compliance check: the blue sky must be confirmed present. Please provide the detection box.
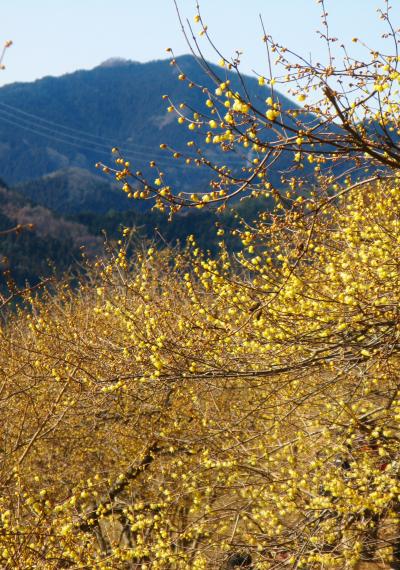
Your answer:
[1,0,400,89]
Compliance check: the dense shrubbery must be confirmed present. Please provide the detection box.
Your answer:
[1,179,400,568]
[2,3,400,568]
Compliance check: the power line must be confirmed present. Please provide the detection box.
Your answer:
[0,105,170,159]
[0,99,248,166]
[0,100,167,153]
[0,110,204,170]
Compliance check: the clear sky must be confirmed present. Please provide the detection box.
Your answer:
[1,0,400,89]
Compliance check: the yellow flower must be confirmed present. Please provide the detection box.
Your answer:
[266,109,279,121]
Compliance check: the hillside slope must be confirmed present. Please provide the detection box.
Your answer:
[0,182,102,285]
[14,167,132,215]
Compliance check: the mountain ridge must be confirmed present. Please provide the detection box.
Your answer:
[0,54,296,187]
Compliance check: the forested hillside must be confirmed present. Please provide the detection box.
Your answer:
[0,181,101,286]
[13,167,132,215]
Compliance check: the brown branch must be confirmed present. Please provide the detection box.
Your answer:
[79,441,161,532]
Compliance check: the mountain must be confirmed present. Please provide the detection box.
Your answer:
[0,55,302,284]
[0,55,297,193]
[14,167,132,215]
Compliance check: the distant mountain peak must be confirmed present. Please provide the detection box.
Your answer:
[98,57,132,68]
